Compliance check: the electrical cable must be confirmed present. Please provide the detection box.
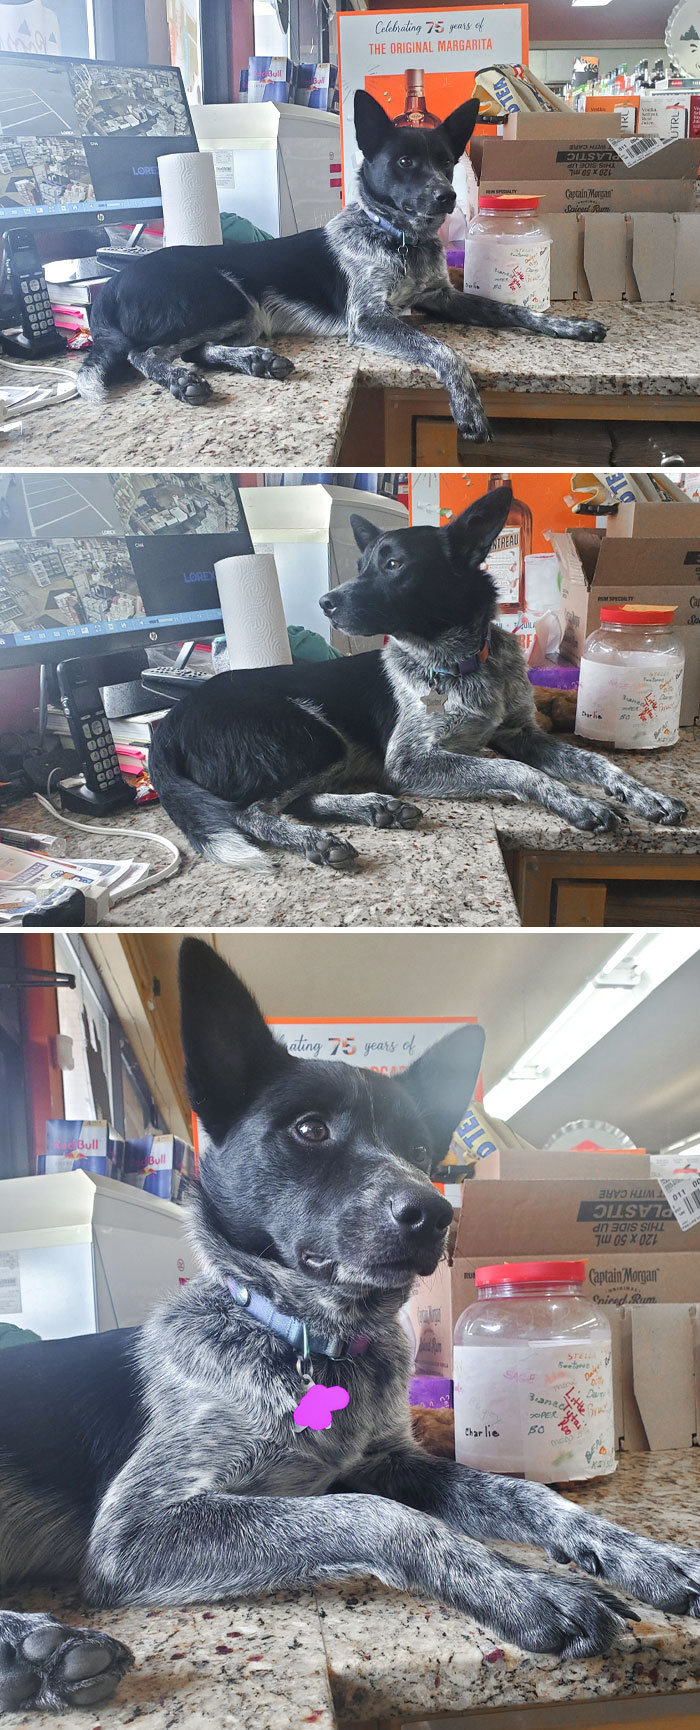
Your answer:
[35,772,181,908]
[0,355,79,416]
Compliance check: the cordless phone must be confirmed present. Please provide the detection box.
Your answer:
[56,661,135,814]
[1,228,65,357]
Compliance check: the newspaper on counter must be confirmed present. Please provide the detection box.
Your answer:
[0,842,148,922]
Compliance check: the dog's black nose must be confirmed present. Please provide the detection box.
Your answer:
[432,190,456,214]
[319,592,336,617]
[389,1186,453,1235]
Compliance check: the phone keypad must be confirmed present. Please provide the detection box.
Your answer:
[20,273,55,336]
[83,718,121,789]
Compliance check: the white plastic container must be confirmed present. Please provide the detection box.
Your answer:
[453,1260,616,1484]
[464,195,551,310]
[576,604,685,750]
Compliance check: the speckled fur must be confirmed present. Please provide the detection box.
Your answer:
[3,941,700,1714]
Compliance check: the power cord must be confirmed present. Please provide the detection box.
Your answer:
[35,773,181,909]
[0,355,79,416]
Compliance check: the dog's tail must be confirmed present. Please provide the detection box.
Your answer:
[76,330,132,404]
[149,729,266,869]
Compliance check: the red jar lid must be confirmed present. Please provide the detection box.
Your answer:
[478,194,540,211]
[475,1260,587,1289]
[599,604,676,626]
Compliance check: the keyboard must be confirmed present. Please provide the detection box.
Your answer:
[141,666,214,702]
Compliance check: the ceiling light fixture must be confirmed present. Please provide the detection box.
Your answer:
[483,930,700,1122]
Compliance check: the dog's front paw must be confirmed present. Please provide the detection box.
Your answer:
[248,348,295,380]
[368,796,421,830]
[500,1573,635,1659]
[170,368,212,405]
[564,797,624,834]
[553,1530,700,1619]
[305,832,358,870]
[456,410,493,443]
[572,318,607,343]
[612,784,688,825]
[0,1615,133,1713]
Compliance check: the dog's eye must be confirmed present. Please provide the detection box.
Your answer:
[384,558,401,571]
[295,1116,330,1142]
[397,156,414,169]
[413,1144,429,1161]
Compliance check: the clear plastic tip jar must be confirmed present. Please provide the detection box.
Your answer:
[453,1261,616,1484]
[576,604,685,750]
[464,194,551,310]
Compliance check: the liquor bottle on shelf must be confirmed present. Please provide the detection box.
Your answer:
[484,472,532,614]
[395,68,440,129]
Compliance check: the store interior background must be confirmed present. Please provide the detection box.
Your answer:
[27,0,695,110]
[3,928,700,1182]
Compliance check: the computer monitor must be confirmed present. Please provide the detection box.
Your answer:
[0,472,253,668]
[0,51,197,231]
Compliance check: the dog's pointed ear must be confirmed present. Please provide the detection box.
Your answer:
[179,938,290,1144]
[443,484,513,566]
[350,512,381,552]
[438,97,480,163]
[396,1024,486,1173]
[354,88,395,160]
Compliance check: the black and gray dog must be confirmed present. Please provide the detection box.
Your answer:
[2,938,700,1714]
[77,90,606,441]
[148,485,686,871]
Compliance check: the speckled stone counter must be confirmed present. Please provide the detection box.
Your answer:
[494,728,700,859]
[4,1454,700,1728]
[1,1583,336,1730]
[322,1450,700,1723]
[2,301,697,468]
[4,730,700,928]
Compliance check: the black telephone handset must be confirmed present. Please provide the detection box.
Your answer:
[2,227,66,357]
[56,661,135,814]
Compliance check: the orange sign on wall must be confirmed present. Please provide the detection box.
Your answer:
[434,472,580,553]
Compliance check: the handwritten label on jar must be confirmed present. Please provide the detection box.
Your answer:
[576,661,683,749]
[453,1342,615,1482]
[464,240,550,310]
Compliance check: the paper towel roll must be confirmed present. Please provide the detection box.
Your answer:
[158,151,223,247]
[215,554,293,670]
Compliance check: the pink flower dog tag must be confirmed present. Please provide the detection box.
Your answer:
[293,1382,350,1431]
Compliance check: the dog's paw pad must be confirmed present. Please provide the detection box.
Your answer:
[0,1621,133,1713]
[306,833,358,868]
[368,797,421,830]
[170,370,212,404]
[270,355,295,379]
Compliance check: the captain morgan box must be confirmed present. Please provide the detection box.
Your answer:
[337,5,528,206]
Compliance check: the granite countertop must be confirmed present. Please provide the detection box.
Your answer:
[322,1450,700,1722]
[3,1583,336,1730]
[4,1452,700,1729]
[4,730,698,928]
[1,301,697,468]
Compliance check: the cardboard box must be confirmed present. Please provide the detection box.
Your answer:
[124,1134,195,1203]
[552,515,700,727]
[456,1178,700,1257]
[608,1305,697,1451]
[190,101,341,237]
[638,93,689,139]
[0,1172,198,1338]
[455,1254,700,1311]
[474,1149,649,1183]
[546,211,700,304]
[502,110,625,140]
[469,136,700,216]
[39,1119,124,1181]
[584,94,639,135]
